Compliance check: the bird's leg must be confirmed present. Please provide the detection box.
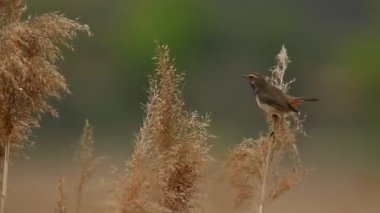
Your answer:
[270,114,279,138]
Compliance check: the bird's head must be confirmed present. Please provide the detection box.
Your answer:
[242,73,267,91]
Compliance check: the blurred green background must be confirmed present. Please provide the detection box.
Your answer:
[26,0,380,163]
[13,0,380,211]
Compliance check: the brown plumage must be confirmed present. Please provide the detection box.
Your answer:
[242,73,318,115]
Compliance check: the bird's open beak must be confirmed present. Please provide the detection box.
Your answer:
[241,75,250,79]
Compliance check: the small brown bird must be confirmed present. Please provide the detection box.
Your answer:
[242,73,318,116]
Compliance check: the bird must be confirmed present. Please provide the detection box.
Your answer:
[242,73,318,116]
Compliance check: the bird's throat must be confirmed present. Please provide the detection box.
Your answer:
[250,83,256,93]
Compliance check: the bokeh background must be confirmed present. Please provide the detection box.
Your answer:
[8,0,380,212]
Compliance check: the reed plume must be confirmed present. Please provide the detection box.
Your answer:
[120,43,212,213]
[75,120,100,213]
[55,178,68,213]
[0,0,90,212]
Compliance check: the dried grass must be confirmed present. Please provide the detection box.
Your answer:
[0,0,89,212]
[223,46,304,213]
[75,120,100,213]
[0,1,90,150]
[52,120,100,213]
[55,178,68,213]
[119,42,212,213]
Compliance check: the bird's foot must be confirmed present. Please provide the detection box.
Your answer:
[270,130,275,138]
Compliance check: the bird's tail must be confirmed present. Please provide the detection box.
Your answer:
[300,97,319,102]
[288,97,318,107]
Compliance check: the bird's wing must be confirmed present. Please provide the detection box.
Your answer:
[258,87,298,112]
[258,93,288,111]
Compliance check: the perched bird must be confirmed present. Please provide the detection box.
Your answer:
[242,73,318,116]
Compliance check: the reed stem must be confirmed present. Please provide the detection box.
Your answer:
[1,140,10,213]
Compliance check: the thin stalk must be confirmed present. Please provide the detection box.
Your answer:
[258,139,273,213]
[76,181,83,213]
[1,140,10,213]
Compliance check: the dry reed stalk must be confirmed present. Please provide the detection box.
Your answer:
[55,178,68,213]
[120,43,212,213]
[0,0,90,212]
[0,141,9,213]
[75,120,99,213]
[224,46,305,213]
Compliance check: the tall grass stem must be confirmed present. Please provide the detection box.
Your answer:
[1,140,10,213]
